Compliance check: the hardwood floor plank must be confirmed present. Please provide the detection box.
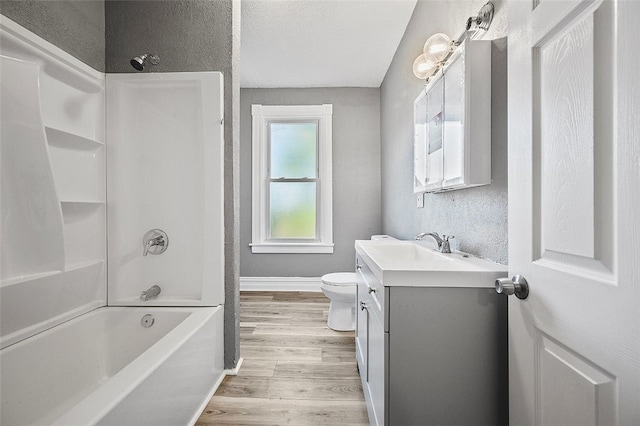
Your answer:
[216,376,364,401]
[240,308,327,320]
[240,301,329,311]
[241,345,323,362]
[239,294,275,302]
[196,291,368,425]
[196,396,368,425]
[271,291,328,302]
[240,333,355,349]
[252,324,355,337]
[322,347,358,363]
[236,359,277,377]
[239,326,255,336]
[274,361,360,379]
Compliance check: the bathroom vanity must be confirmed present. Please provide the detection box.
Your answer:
[354,240,508,426]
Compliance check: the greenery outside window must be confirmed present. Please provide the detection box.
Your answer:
[251,104,333,253]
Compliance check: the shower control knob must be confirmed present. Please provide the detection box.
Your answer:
[143,229,168,256]
[495,275,529,300]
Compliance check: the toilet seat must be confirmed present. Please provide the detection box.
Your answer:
[321,272,356,287]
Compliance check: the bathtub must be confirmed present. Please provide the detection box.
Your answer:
[0,306,224,426]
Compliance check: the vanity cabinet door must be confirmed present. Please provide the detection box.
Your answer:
[356,257,386,426]
[355,269,369,383]
[367,296,386,426]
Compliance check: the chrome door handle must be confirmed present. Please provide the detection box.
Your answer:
[495,275,529,300]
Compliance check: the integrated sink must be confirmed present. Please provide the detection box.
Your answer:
[355,240,507,288]
[364,241,454,267]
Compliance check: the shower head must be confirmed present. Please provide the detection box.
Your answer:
[130,54,160,71]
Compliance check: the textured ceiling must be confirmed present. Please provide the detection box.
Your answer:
[241,0,417,88]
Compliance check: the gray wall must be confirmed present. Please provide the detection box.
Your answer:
[0,0,105,71]
[105,0,240,368]
[380,0,508,264]
[2,0,240,370]
[240,88,382,277]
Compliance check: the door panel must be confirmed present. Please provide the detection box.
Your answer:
[508,0,640,424]
[537,333,616,426]
[534,0,615,277]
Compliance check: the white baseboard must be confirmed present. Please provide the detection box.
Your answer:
[224,357,243,376]
[240,276,322,292]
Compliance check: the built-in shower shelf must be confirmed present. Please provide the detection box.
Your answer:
[60,200,105,205]
[45,126,103,149]
[65,259,104,273]
[1,270,62,288]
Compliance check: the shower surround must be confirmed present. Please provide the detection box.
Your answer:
[0,16,226,424]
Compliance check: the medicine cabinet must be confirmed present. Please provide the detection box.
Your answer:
[414,38,491,194]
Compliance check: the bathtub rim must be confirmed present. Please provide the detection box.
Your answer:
[49,305,223,426]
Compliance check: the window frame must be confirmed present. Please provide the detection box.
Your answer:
[250,104,334,254]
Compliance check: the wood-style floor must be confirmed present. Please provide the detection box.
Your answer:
[196,291,369,425]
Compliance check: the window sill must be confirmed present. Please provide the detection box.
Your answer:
[250,243,334,254]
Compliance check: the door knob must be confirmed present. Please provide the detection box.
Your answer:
[495,274,529,300]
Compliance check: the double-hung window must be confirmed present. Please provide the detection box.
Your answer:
[251,104,333,253]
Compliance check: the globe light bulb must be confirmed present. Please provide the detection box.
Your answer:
[412,54,438,80]
[423,33,451,63]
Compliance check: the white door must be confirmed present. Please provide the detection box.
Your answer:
[507,0,640,424]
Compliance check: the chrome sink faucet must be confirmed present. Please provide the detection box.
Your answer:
[415,232,454,254]
[140,285,161,302]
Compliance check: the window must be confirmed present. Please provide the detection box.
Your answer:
[251,104,333,253]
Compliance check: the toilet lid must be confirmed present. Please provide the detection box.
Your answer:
[321,272,356,286]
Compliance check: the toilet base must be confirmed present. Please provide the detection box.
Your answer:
[327,300,355,331]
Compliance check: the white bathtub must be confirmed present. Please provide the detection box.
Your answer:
[0,306,224,426]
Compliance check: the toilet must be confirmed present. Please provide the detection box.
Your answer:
[321,272,357,331]
[321,235,396,331]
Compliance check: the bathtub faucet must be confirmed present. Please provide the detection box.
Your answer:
[143,235,165,256]
[140,285,161,302]
[142,229,168,256]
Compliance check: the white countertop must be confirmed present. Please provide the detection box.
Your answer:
[355,240,507,288]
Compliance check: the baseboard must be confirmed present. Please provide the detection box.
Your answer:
[240,276,322,292]
[224,357,243,376]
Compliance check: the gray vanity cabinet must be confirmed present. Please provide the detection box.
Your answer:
[355,253,508,426]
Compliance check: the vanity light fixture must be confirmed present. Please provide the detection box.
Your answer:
[412,2,494,81]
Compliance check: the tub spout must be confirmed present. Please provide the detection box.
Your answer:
[140,285,161,302]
